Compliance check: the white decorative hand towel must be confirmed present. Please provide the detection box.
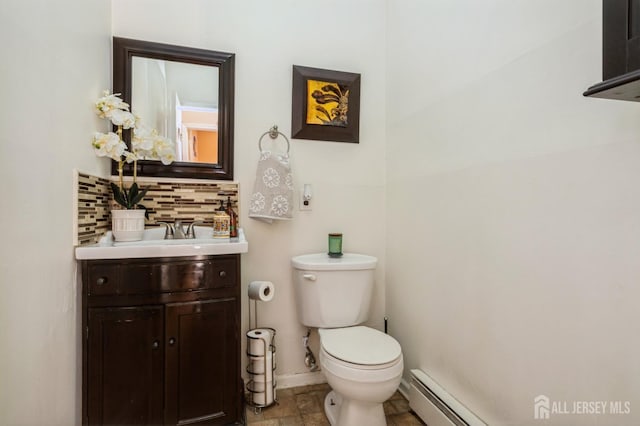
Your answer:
[249,151,294,223]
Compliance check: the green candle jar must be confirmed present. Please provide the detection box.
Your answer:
[328,233,343,258]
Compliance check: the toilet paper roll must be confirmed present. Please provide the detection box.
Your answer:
[250,380,275,405]
[248,281,275,302]
[247,328,274,356]
[248,350,274,381]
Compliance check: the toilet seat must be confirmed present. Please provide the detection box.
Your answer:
[319,326,402,367]
[319,345,403,384]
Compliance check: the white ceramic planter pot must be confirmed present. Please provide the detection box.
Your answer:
[111,209,146,242]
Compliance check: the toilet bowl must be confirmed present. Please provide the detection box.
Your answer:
[291,253,404,426]
[318,326,403,426]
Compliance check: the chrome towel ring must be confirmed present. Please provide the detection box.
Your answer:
[258,125,290,154]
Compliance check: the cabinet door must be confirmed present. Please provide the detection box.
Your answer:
[87,306,164,425]
[165,298,239,425]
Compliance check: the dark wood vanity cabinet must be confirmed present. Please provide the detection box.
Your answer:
[81,255,241,426]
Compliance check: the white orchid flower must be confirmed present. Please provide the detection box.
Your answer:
[109,109,136,129]
[153,138,171,152]
[132,127,156,152]
[124,151,139,164]
[159,148,176,165]
[133,124,153,138]
[94,90,130,118]
[92,93,176,182]
[131,138,146,152]
[92,132,127,162]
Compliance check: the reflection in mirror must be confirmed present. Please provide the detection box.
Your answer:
[178,106,218,163]
[132,58,219,164]
[113,37,235,180]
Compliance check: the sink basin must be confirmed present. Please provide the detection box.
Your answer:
[75,226,248,260]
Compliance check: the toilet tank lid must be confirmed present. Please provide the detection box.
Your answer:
[291,253,377,271]
[319,326,402,365]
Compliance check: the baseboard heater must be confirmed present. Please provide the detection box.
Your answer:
[409,369,486,426]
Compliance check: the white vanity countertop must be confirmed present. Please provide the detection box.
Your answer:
[75,227,248,260]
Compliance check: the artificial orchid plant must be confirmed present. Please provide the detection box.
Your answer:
[92,91,175,212]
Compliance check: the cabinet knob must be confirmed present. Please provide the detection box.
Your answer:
[152,340,159,349]
[219,270,227,278]
[96,277,107,285]
[169,337,176,346]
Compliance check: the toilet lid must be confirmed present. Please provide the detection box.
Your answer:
[319,326,402,366]
[291,253,377,271]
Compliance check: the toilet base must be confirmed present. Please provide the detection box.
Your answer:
[324,390,341,425]
[324,390,387,426]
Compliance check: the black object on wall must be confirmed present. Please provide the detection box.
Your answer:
[584,0,640,101]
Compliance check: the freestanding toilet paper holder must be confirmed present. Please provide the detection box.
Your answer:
[246,327,277,412]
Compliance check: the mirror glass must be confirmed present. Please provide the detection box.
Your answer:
[113,37,235,180]
[132,58,220,164]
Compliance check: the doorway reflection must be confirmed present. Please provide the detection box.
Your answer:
[176,106,218,163]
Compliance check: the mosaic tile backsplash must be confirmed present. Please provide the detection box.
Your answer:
[75,171,239,246]
[76,173,111,245]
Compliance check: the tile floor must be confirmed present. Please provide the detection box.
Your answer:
[245,383,425,425]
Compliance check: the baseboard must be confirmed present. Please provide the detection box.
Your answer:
[276,371,327,389]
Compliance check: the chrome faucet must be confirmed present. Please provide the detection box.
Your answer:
[185,221,202,239]
[174,220,187,239]
[158,220,202,240]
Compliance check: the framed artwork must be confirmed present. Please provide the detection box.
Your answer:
[291,65,361,143]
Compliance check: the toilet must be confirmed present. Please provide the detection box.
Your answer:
[291,253,403,426]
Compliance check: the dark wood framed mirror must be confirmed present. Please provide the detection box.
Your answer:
[113,37,235,180]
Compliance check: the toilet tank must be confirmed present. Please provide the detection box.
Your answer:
[291,253,377,328]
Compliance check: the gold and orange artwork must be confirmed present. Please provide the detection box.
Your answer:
[306,79,350,127]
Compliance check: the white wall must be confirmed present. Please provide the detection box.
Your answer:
[6,2,636,424]
[386,1,640,425]
[0,0,111,424]
[112,0,387,379]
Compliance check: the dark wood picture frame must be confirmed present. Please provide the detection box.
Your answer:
[291,65,360,143]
